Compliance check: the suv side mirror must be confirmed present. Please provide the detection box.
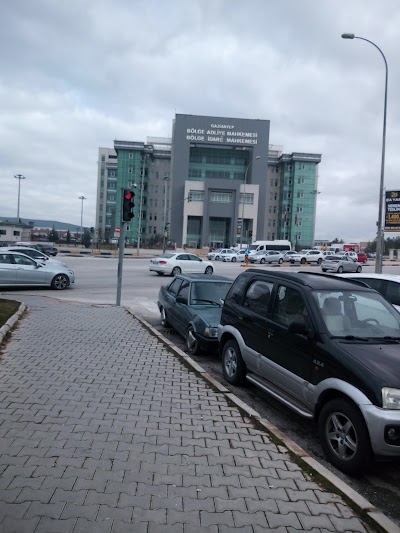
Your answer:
[288,320,310,336]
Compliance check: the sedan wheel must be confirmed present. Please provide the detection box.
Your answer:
[260,258,265,264]
[186,326,200,355]
[205,266,213,274]
[337,266,344,273]
[356,265,362,273]
[160,306,169,327]
[51,274,69,290]
[278,258,283,264]
[172,266,181,276]
[231,257,237,262]
[318,398,372,475]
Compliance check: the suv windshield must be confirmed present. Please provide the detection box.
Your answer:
[312,289,400,338]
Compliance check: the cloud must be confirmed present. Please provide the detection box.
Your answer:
[0,0,399,241]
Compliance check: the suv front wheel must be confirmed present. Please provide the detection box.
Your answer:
[318,398,372,475]
[222,339,246,385]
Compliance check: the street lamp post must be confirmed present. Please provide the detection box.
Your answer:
[14,174,26,222]
[79,195,86,244]
[342,33,388,273]
[162,176,169,254]
[240,156,260,250]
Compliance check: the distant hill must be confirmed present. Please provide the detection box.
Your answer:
[0,217,81,231]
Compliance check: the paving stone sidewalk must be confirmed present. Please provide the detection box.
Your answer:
[0,296,372,532]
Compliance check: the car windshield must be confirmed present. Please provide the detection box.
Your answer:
[190,281,232,306]
[312,289,400,338]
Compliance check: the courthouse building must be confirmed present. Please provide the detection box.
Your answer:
[96,114,321,249]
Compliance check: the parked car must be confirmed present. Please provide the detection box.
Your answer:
[281,250,298,262]
[213,248,235,261]
[356,252,368,264]
[149,252,214,276]
[218,268,400,474]
[0,251,75,290]
[321,255,362,273]
[4,247,67,268]
[336,250,358,262]
[290,249,325,265]
[158,274,232,355]
[249,250,284,264]
[15,242,58,256]
[337,273,400,311]
[234,249,250,262]
[219,250,239,262]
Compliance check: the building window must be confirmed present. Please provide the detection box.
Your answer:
[0,230,6,236]
[13,231,20,236]
[276,167,279,173]
[129,153,133,159]
[189,191,204,201]
[240,193,254,204]
[101,155,105,162]
[274,193,277,201]
[288,179,292,185]
[210,192,232,203]
[128,168,132,173]
[273,206,276,214]
[288,165,293,171]
[189,169,202,178]
[298,177,305,184]
[297,191,304,198]
[301,164,306,169]
[297,206,303,212]
[286,193,291,199]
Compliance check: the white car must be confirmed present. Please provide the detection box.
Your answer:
[4,247,68,268]
[336,251,358,262]
[290,249,325,264]
[281,251,298,262]
[220,250,239,262]
[149,252,214,276]
[336,273,400,311]
[0,251,75,290]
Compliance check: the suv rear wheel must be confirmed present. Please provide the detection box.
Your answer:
[222,339,246,385]
[318,398,372,475]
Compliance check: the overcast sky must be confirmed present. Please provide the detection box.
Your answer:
[1,0,399,243]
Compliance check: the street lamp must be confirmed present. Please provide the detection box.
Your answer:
[240,156,261,249]
[341,33,388,273]
[79,195,86,244]
[162,176,169,254]
[14,174,26,222]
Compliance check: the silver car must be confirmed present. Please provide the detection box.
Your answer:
[321,255,362,274]
[4,247,67,268]
[249,250,284,264]
[0,251,75,290]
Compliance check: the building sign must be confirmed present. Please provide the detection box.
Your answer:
[186,122,258,145]
[385,190,400,232]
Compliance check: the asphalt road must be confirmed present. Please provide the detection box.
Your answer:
[2,254,400,526]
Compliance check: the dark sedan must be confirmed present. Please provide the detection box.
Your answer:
[158,274,233,355]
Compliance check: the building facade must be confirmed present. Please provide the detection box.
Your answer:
[96,114,321,249]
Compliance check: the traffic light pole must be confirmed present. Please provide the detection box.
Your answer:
[116,222,126,306]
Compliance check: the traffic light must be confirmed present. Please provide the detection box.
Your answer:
[249,230,253,237]
[122,189,135,222]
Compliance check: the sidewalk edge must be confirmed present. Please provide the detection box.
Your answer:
[0,302,27,345]
[130,309,400,533]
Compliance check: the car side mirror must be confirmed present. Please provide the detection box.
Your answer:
[176,296,187,305]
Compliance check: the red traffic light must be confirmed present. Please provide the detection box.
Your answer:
[124,191,133,200]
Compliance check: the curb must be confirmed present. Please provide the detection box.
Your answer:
[129,309,400,533]
[0,302,27,345]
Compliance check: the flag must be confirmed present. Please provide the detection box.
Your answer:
[295,212,298,225]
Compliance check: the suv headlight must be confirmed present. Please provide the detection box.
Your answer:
[204,327,218,338]
[382,388,400,409]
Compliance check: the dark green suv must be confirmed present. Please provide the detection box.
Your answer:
[218,269,400,474]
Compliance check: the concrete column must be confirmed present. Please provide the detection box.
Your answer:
[388,248,395,260]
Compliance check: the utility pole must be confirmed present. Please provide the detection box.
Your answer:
[14,174,26,222]
[162,176,169,253]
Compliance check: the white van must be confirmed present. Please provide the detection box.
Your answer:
[247,240,292,255]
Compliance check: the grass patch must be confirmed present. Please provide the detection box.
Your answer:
[0,299,20,328]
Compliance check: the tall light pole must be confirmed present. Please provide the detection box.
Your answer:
[342,33,388,273]
[14,174,26,222]
[162,176,169,254]
[240,156,260,249]
[79,195,86,244]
